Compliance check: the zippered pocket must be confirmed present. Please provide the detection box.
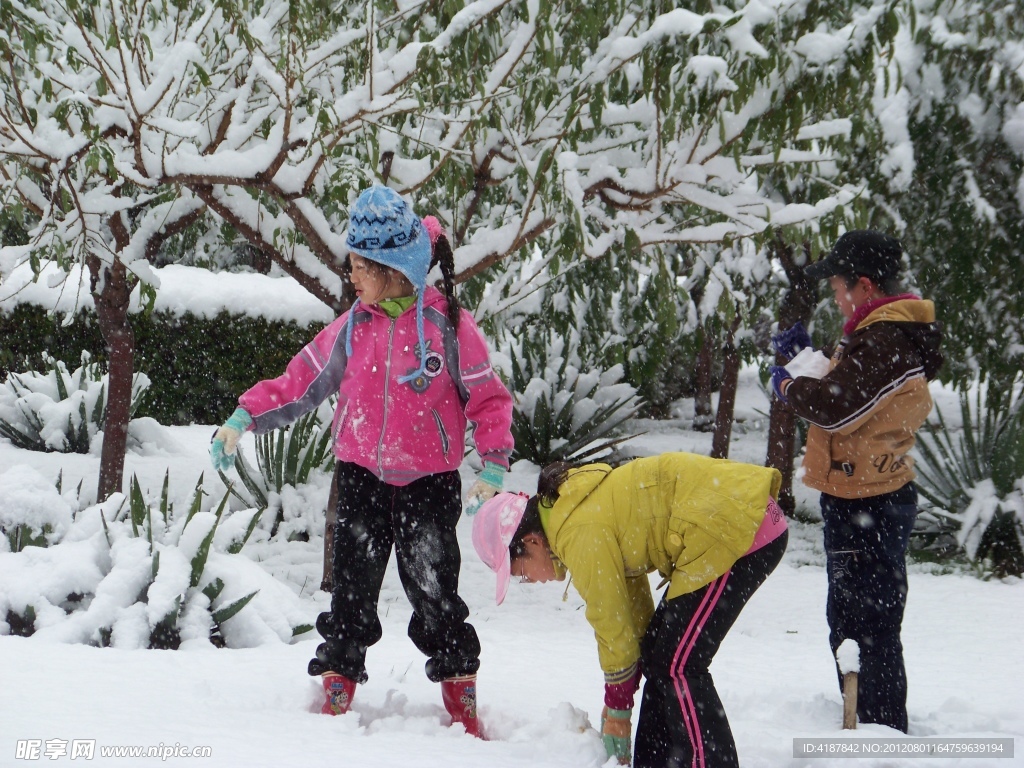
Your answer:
[431,409,450,459]
[333,401,349,444]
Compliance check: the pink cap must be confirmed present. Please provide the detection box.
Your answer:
[471,492,529,605]
[421,215,446,247]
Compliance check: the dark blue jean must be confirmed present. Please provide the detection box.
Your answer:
[822,484,917,732]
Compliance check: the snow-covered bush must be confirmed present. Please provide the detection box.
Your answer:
[954,482,1024,579]
[0,465,76,552]
[0,468,313,648]
[503,329,642,465]
[223,402,335,540]
[914,381,1024,577]
[0,354,148,453]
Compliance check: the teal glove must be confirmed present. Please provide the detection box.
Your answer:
[464,461,506,516]
[210,407,252,473]
[601,706,632,765]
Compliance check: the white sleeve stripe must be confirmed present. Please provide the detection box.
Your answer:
[804,366,926,431]
[462,367,494,381]
[252,329,348,432]
[310,343,328,369]
[301,347,324,374]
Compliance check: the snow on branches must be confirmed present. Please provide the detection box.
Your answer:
[0,0,896,306]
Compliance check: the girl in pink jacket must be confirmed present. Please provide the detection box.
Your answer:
[210,186,514,736]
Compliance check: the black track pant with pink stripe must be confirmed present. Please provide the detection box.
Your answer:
[633,532,787,768]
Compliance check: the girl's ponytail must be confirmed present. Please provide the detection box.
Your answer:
[537,461,572,505]
[511,460,571,557]
[431,233,461,331]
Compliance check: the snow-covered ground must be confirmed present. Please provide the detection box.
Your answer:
[1,369,1021,767]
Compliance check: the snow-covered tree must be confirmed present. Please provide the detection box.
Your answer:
[759,0,1024,509]
[871,0,1024,389]
[1,0,912,497]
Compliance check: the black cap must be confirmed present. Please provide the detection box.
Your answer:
[805,230,903,282]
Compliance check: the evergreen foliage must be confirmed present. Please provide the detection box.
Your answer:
[0,305,325,426]
[914,380,1024,578]
[857,1,1024,388]
[504,326,642,465]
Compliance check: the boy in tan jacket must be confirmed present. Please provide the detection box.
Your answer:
[771,230,943,732]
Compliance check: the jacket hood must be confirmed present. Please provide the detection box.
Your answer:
[859,298,944,381]
[858,297,935,327]
[543,464,612,542]
[420,285,448,309]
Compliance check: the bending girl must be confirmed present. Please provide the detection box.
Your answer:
[473,452,787,766]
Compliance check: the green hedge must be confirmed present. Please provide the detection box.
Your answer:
[0,304,325,425]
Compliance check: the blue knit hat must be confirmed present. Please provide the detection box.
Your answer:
[344,186,432,385]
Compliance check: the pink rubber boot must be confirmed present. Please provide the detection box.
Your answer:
[441,675,481,738]
[321,673,356,715]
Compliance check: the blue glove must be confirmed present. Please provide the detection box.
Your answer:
[210,407,253,473]
[771,321,812,359]
[601,706,632,765]
[769,366,793,402]
[464,461,506,516]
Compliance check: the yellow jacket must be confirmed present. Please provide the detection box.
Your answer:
[542,453,781,680]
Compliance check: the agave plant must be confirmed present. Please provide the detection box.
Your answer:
[1,467,315,648]
[120,473,264,648]
[1,468,78,553]
[220,404,335,538]
[253,408,334,496]
[0,353,148,453]
[127,472,263,556]
[506,328,643,466]
[914,378,1024,577]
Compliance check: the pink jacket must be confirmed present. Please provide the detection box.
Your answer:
[239,287,514,485]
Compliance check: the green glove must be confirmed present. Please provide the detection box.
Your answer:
[464,461,506,516]
[601,706,632,765]
[210,407,252,473]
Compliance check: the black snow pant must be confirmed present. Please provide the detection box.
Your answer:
[633,531,787,768]
[308,462,480,683]
[822,483,917,733]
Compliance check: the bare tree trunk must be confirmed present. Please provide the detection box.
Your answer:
[88,255,136,501]
[693,327,715,432]
[765,236,817,515]
[711,319,741,459]
[767,396,799,513]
